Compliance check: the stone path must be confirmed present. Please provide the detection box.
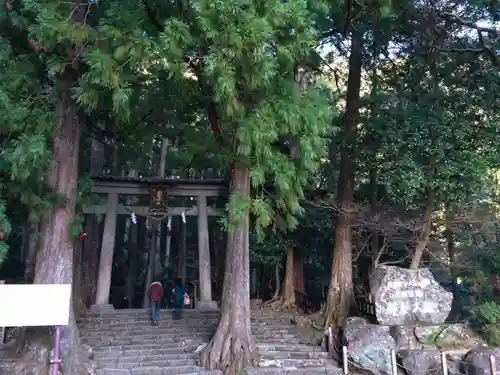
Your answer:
[78,309,343,375]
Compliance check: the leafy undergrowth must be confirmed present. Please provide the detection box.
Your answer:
[471,301,500,346]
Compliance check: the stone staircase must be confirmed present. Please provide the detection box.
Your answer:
[78,309,343,375]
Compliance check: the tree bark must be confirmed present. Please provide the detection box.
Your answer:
[24,222,39,283]
[282,248,296,306]
[271,262,281,300]
[294,256,305,294]
[324,28,362,329]
[19,88,86,374]
[200,166,258,374]
[409,196,433,269]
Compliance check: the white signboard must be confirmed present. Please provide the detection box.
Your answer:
[0,284,71,327]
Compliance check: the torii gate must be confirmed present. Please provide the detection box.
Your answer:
[83,175,226,312]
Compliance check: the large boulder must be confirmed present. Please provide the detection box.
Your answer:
[399,350,461,375]
[344,317,396,375]
[414,323,487,350]
[370,266,453,325]
[463,347,500,375]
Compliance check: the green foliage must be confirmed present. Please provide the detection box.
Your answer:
[472,301,500,346]
[0,201,12,262]
[159,0,335,235]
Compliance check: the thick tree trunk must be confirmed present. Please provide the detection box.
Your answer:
[324,29,362,329]
[282,248,296,306]
[17,89,86,375]
[200,166,258,374]
[24,222,39,283]
[294,257,305,294]
[265,249,298,310]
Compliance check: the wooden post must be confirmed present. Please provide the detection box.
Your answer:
[342,345,348,374]
[390,349,397,375]
[0,280,4,344]
[196,195,217,310]
[92,192,119,311]
[441,351,448,375]
[490,355,497,375]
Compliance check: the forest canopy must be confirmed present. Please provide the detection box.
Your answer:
[2,0,500,373]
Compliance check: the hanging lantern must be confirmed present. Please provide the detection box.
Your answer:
[149,185,168,211]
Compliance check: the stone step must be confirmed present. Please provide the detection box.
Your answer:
[81,326,297,335]
[79,317,293,325]
[258,343,323,352]
[80,312,293,321]
[95,367,341,375]
[93,348,194,359]
[248,366,343,375]
[89,343,199,353]
[97,358,198,369]
[258,358,329,368]
[260,351,329,360]
[84,337,305,349]
[82,332,300,342]
[97,359,331,372]
[95,365,214,375]
[83,337,206,347]
[93,350,329,363]
[90,343,322,356]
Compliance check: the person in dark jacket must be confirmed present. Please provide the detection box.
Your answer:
[148,281,164,325]
[172,278,186,320]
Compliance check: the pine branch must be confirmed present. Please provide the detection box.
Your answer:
[436,10,500,67]
[141,0,227,147]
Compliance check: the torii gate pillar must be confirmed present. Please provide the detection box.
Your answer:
[196,195,218,311]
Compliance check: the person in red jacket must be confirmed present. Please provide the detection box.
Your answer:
[148,281,164,325]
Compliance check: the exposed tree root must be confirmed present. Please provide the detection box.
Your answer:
[200,317,259,375]
[292,309,325,331]
[263,296,296,312]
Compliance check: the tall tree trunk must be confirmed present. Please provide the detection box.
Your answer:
[282,247,296,307]
[18,88,86,374]
[200,166,258,374]
[294,256,305,294]
[24,222,39,283]
[324,28,363,329]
